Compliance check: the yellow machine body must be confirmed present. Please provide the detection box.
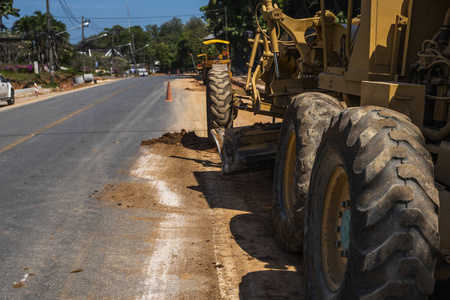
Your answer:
[234,0,450,279]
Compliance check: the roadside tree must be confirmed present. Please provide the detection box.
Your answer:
[12,11,69,68]
[0,0,20,32]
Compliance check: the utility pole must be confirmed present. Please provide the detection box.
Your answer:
[131,31,136,66]
[110,28,114,76]
[224,6,228,41]
[46,0,54,81]
[82,16,85,77]
[127,0,134,67]
[82,16,85,41]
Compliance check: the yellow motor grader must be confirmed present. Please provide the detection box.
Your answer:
[200,39,231,84]
[196,53,206,73]
[205,0,450,298]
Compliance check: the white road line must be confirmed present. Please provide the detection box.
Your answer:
[141,214,185,299]
[154,180,180,207]
[131,148,185,298]
[131,148,180,207]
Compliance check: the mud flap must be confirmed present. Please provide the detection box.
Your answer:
[211,123,281,174]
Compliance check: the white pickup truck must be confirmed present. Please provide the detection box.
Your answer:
[137,68,148,77]
[0,74,14,105]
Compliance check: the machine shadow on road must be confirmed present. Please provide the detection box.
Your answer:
[190,168,304,298]
[232,213,305,299]
[169,132,222,168]
[142,129,304,297]
[239,270,304,299]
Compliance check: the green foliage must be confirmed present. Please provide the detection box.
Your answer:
[200,0,256,72]
[42,81,59,88]
[175,17,208,70]
[11,11,69,68]
[0,0,20,17]
[0,68,68,88]
[144,17,186,71]
[139,16,207,71]
[0,69,33,82]
[112,57,131,74]
[80,16,206,72]
[0,0,20,31]
[335,10,347,23]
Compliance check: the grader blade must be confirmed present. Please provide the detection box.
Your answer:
[211,123,281,174]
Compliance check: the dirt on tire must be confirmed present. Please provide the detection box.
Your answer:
[272,93,343,252]
[305,107,439,299]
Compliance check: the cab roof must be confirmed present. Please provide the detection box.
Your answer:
[203,39,230,46]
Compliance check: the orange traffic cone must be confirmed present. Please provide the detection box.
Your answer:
[164,82,174,102]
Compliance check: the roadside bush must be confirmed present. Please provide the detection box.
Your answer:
[0,64,34,73]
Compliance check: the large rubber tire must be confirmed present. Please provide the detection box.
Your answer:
[7,89,14,105]
[304,106,439,299]
[206,69,233,140]
[272,93,343,251]
[202,67,208,85]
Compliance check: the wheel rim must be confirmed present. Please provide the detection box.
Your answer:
[282,131,296,213]
[321,166,350,292]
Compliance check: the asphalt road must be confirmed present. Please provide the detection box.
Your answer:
[0,75,203,299]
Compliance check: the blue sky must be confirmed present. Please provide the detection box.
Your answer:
[4,0,209,43]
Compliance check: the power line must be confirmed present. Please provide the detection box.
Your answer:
[3,14,201,31]
[52,13,203,20]
[62,0,78,21]
[58,0,79,27]
[61,0,79,24]
[88,24,102,33]
[89,21,104,33]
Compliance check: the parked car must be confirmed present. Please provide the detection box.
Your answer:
[0,74,14,105]
[137,68,148,77]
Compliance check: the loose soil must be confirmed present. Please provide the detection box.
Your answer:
[141,129,216,151]
[96,140,302,299]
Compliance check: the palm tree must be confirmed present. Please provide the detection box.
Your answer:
[0,0,20,32]
[12,11,69,67]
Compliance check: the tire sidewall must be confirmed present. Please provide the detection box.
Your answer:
[273,108,296,216]
[305,107,439,299]
[305,141,349,300]
[273,93,343,251]
[272,106,303,250]
[202,67,208,85]
[206,74,212,137]
[8,89,15,105]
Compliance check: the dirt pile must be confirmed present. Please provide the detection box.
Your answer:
[184,80,204,91]
[141,130,187,145]
[141,130,216,151]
